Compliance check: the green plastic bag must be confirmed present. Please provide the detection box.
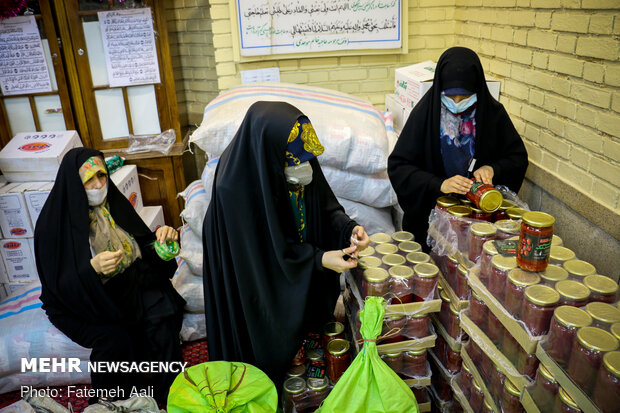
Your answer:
[167,361,278,413]
[316,296,419,413]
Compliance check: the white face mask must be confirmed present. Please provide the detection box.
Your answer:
[284,162,313,186]
[85,183,108,206]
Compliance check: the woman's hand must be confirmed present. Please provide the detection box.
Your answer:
[90,250,123,275]
[473,165,494,185]
[440,175,473,195]
[322,246,359,273]
[156,225,178,243]
[350,225,370,251]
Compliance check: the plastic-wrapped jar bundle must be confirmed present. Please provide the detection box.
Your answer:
[494,218,521,240]
[566,326,619,395]
[506,207,527,220]
[517,211,555,272]
[493,199,516,222]
[306,377,330,410]
[592,351,620,413]
[381,352,403,377]
[447,205,473,251]
[406,251,430,268]
[546,306,593,366]
[480,240,499,286]
[403,348,427,377]
[439,290,452,329]
[459,362,473,399]
[322,321,345,350]
[405,312,429,339]
[443,254,458,291]
[392,230,414,243]
[532,365,559,413]
[539,265,569,287]
[505,269,541,318]
[446,346,462,374]
[389,265,414,304]
[436,195,460,211]
[549,246,576,266]
[517,348,539,380]
[326,339,350,384]
[469,222,497,262]
[585,302,620,330]
[470,379,485,412]
[469,290,488,331]
[283,377,308,413]
[398,241,422,258]
[522,285,561,336]
[563,259,596,281]
[489,255,518,302]
[555,280,591,307]
[455,264,470,300]
[362,268,389,299]
[487,308,505,345]
[584,275,618,304]
[502,379,524,413]
[382,314,406,344]
[413,262,439,302]
[554,387,582,413]
[490,362,507,400]
[445,304,462,341]
[471,205,494,222]
[369,232,392,246]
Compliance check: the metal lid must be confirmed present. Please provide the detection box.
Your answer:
[491,255,517,272]
[370,232,392,244]
[558,387,579,409]
[359,256,382,269]
[483,399,492,410]
[494,219,520,234]
[504,379,520,397]
[471,289,484,301]
[458,264,468,276]
[551,234,563,246]
[538,364,556,383]
[447,254,458,264]
[414,262,439,278]
[499,199,516,211]
[307,376,329,391]
[323,321,345,337]
[470,222,497,237]
[555,280,591,301]
[398,241,421,253]
[384,352,403,358]
[584,274,618,295]
[586,302,620,325]
[447,205,472,217]
[287,364,307,378]
[382,253,406,267]
[284,377,306,394]
[563,259,596,278]
[376,243,399,255]
[461,198,473,205]
[482,240,498,256]
[576,326,619,352]
[463,362,471,374]
[508,268,541,287]
[392,231,414,243]
[389,265,414,280]
[470,205,486,214]
[449,304,459,316]
[406,251,430,265]
[603,351,620,378]
[440,290,451,303]
[327,338,350,356]
[522,211,555,228]
[524,285,560,306]
[358,246,375,257]
[549,246,576,263]
[406,348,427,356]
[307,349,323,362]
[554,305,593,329]
[478,187,503,212]
[540,266,569,283]
[437,196,460,208]
[612,323,620,340]
[473,378,482,392]
[364,268,389,283]
[506,207,527,220]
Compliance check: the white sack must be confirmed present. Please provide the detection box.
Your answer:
[321,164,397,208]
[179,180,209,237]
[178,225,203,275]
[180,313,206,342]
[171,259,204,314]
[337,197,395,236]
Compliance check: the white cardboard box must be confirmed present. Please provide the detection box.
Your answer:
[0,183,34,238]
[0,130,82,182]
[23,181,54,227]
[139,205,165,232]
[111,165,143,211]
[385,93,412,134]
[0,238,38,283]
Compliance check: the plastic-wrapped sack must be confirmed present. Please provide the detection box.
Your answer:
[167,361,277,413]
[178,225,203,275]
[171,259,204,313]
[317,296,419,413]
[180,312,206,342]
[189,82,389,175]
[323,166,397,208]
[337,198,395,236]
[200,155,219,199]
[179,180,210,237]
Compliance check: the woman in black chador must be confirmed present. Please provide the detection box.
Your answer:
[388,47,528,249]
[202,101,370,384]
[34,147,185,404]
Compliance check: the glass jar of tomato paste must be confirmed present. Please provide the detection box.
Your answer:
[444,254,459,291]
[493,199,516,222]
[471,206,494,222]
[592,351,620,413]
[459,362,473,399]
[469,289,488,331]
[322,321,345,351]
[563,259,596,281]
[392,231,414,243]
[398,241,422,258]
[326,338,350,384]
[517,211,555,272]
[584,275,618,304]
[556,280,591,307]
[362,268,389,299]
[495,219,521,240]
[489,255,518,302]
[467,182,503,213]
[552,234,563,246]
[490,362,506,400]
[505,269,540,318]
[382,254,406,272]
[469,222,497,262]
[405,312,429,339]
[446,346,462,375]
[389,265,414,304]
[448,205,473,251]
[413,263,438,302]
[549,246,576,266]
[382,314,406,343]
[436,195,460,212]
[517,348,539,380]
[480,240,499,286]
[283,377,307,413]
[381,352,403,376]
[446,304,462,340]
[306,377,329,410]
[439,290,452,328]
[532,365,558,412]
[546,305,593,366]
[403,348,427,377]
[470,379,485,412]
[406,251,430,267]
[369,232,392,246]
[488,309,505,345]
[554,387,582,413]
[502,379,523,413]
[375,243,399,257]
[506,207,527,220]
[585,302,620,330]
[523,285,561,336]
[455,264,470,300]
[540,265,569,287]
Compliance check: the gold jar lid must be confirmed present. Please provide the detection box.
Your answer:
[359,256,382,269]
[470,222,497,237]
[382,253,406,267]
[500,199,516,210]
[376,243,399,255]
[506,207,527,220]
[307,377,329,391]
[287,364,307,378]
[554,305,593,329]
[364,267,389,283]
[458,264,468,276]
[471,289,484,301]
[549,246,576,263]
[448,254,458,264]
[463,362,471,374]
[437,195,460,208]
[448,205,472,217]
[525,285,560,307]
[478,187,503,212]
[555,280,591,301]
[389,265,414,280]
[522,211,555,228]
[603,351,620,378]
[576,326,619,352]
[370,232,392,244]
[307,350,323,362]
[449,304,460,316]
[508,268,541,287]
[551,234,563,246]
[470,205,485,214]
[494,219,521,234]
[584,274,618,295]
[563,260,596,278]
[440,290,451,303]
[586,302,620,325]
[407,251,430,265]
[358,246,375,257]
[399,241,422,253]
[504,379,521,397]
[392,231,414,243]
[612,323,620,340]
[324,321,345,337]
[386,314,405,321]
[415,263,439,278]
[384,352,403,358]
[473,378,482,392]
[482,240,498,256]
[538,364,556,383]
[284,377,306,394]
[327,338,350,356]
[483,399,492,411]
[406,348,427,356]
[540,266,569,283]
[491,255,518,272]
[410,311,429,319]
[558,387,579,409]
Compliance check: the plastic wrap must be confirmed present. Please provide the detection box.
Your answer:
[179,312,206,342]
[125,129,175,155]
[179,180,210,237]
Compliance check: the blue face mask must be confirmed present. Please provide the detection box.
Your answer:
[441,92,477,114]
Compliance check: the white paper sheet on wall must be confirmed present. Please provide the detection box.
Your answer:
[0,15,53,95]
[98,7,161,88]
[241,67,281,84]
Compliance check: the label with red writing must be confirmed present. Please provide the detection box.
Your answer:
[519,233,551,261]
[470,181,486,194]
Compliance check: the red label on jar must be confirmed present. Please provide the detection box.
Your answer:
[470,181,486,194]
[519,233,551,261]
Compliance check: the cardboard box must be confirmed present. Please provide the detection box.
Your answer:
[385,93,412,134]
[23,181,54,226]
[139,205,165,232]
[0,238,38,283]
[0,130,82,182]
[110,165,143,211]
[0,183,35,238]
